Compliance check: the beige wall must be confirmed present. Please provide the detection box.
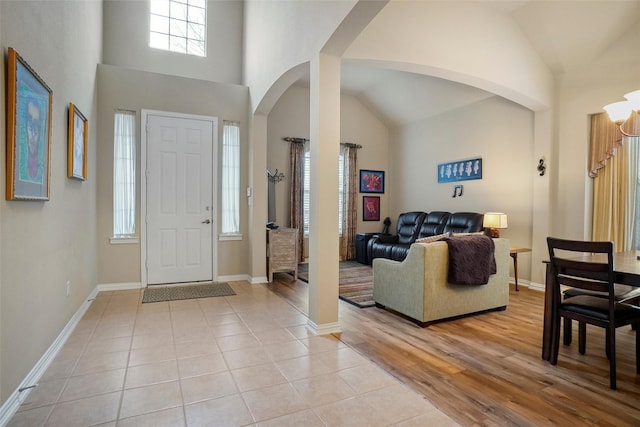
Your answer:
[0,1,102,402]
[554,67,640,240]
[243,0,356,113]
[391,96,535,282]
[103,0,243,85]
[96,65,250,284]
[267,84,390,257]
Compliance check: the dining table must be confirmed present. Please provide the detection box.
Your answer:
[541,250,640,361]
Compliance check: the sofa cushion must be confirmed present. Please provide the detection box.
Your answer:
[417,211,450,238]
[443,212,484,234]
[396,211,427,244]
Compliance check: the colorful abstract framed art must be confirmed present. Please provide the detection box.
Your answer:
[6,47,53,200]
[359,169,384,193]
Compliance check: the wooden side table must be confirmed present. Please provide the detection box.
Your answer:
[509,247,531,291]
[267,228,298,282]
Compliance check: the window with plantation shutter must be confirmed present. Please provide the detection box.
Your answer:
[302,150,344,235]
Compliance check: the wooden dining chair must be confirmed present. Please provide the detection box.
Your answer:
[546,237,640,389]
[562,284,640,348]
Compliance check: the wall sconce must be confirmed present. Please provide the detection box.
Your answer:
[483,212,508,238]
[603,89,640,137]
[537,158,546,176]
[267,169,285,183]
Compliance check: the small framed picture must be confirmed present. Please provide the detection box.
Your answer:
[360,169,384,193]
[363,196,380,221]
[68,103,88,180]
[6,47,53,200]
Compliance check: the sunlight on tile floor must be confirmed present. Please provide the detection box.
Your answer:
[8,282,458,426]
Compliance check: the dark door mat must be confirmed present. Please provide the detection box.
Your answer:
[142,282,236,303]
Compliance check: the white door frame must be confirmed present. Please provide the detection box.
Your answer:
[140,109,218,286]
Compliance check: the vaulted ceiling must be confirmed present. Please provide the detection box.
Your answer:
[297,0,640,127]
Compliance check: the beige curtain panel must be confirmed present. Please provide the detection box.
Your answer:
[589,112,640,178]
[591,139,637,251]
[590,111,640,251]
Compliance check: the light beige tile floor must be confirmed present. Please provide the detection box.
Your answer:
[7,281,459,427]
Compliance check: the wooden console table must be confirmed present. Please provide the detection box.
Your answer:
[267,228,298,282]
[510,247,531,291]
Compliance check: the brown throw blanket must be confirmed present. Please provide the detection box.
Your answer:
[444,235,496,285]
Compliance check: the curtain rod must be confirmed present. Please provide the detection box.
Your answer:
[282,137,309,143]
[282,137,362,149]
[341,142,362,149]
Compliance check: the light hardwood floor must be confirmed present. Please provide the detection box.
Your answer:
[268,274,640,427]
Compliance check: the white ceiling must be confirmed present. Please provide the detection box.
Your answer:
[296,0,640,127]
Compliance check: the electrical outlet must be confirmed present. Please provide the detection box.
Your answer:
[66,281,71,297]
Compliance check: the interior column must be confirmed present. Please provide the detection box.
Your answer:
[531,109,552,287]
[249,113,268,283]
[307,52,341,334]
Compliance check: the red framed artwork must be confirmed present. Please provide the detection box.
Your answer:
[363,196,380,221]
[359,169,384,193]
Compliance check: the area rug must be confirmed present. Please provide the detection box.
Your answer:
[297,261,374,308]
[142,282,235,303]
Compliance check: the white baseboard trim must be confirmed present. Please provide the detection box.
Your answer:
[96,282,143,292]
[218,274,251,283]
[526,281,545,292]
[0,287,99,426]
[508,276,545,292]
[307,319,342,336]
[250,276,268,284]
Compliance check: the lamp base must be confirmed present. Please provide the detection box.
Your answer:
[488,228,500,238]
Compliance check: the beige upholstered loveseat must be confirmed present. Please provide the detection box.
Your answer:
[372,238,509,326]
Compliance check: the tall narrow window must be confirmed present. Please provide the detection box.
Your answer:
[338,151,345,234]
[303,150,345,235]
[149,0,207,57]
[221,121,240,234]
[113,111,136,238]
[303,150,311,234]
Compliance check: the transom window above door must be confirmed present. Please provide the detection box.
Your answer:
[149,0,207,57]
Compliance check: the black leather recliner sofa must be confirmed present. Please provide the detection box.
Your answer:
[367,211,484,263]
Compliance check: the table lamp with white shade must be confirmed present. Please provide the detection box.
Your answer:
[483,212,508,238]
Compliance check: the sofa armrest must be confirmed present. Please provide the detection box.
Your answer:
[373,245,427,320]
[373,234,398,244]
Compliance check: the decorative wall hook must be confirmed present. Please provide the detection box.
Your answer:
[267,169,285,183]
[537,158,546,176]
[452,185,463,198]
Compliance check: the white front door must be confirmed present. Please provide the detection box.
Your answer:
[145,112,217,285]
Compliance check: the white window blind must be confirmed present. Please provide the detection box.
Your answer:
[149,0,207,57]
[303,150,310,234]
[303,150,344,235]
[221,121,240,234]
[113,111,136,237]
[338,150,345,234]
